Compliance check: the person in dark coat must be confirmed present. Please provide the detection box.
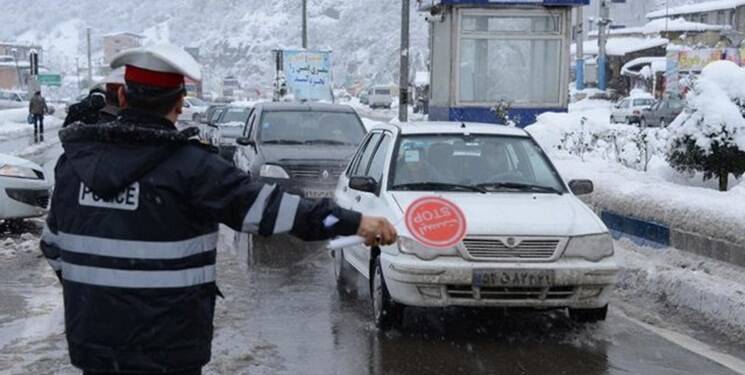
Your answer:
[29,90,48,142]
[40,44,396,375]
[63,68,125,127]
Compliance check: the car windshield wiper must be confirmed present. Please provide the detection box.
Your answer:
[303,139,351,145]
[261,139,304,145]
[391,182,487,193]
[476,182,563,195]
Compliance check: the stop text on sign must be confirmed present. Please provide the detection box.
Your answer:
[405,196,467,249]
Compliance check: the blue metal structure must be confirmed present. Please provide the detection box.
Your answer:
[419,0,588,127]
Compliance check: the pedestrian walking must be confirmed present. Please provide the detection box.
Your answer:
[29,90,48,142]
[39,44,397,375]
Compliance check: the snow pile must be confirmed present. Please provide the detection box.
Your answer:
[573,37,668,57]
[0,108,63,139]
[617,239,745,341]
[0,233,39,259]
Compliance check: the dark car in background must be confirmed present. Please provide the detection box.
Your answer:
[233,102,367,255]
[234,102,367,198]
[214,106,252,162]
[640,98,685,128]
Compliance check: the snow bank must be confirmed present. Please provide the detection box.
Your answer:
[0,109,63,140]
[617,239,745,341]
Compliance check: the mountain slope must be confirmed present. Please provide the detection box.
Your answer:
[0,0,428,92]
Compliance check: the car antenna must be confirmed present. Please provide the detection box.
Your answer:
[460,122,466,128]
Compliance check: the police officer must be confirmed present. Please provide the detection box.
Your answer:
[40,44,397,375]
[63,68,125,127]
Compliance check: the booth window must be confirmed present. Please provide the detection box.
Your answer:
[457,9,565,107]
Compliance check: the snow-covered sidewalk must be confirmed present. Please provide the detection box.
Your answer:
[0,108,63,141]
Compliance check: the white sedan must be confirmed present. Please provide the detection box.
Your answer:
[0,153,52,222]
[332,122,619,330]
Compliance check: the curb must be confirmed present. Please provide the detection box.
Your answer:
[587,204,745,269]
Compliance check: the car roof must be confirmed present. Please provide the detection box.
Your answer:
[370,121,530,137]
[254,101,356,113]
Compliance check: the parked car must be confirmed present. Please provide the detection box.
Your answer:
[0,90,28,110]
[0,153,52,225]
[610,96,656,124]
[214,106,252,162]
[359,91,369,105]
[639,98,685,128]
[332,121,619,330]
[180,96,209,122]
[368,85,392,109]
[234,102,367,253]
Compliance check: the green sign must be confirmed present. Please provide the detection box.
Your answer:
[37,74,62,87]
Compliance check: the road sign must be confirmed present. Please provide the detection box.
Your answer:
[37,74,62,87]
[405,196,467,249]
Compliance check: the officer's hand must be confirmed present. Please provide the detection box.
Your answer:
[357,216,397,247]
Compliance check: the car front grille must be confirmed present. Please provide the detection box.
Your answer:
[447,285,575,301]
[6,188,50,209]
[283,164,346,181]
[462,237,564,261]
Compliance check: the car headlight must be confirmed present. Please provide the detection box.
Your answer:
[260,164,290,179]
[0,164,41,179]
[563,233,614,262]
[398,236,459,260]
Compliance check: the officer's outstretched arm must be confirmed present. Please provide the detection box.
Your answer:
[190,154,362,241]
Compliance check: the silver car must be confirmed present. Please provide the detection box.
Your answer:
[639,99,685,128]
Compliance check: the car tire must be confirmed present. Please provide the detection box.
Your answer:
[371,257,404,331]
[333,249,358,296]
[569,305,608,323]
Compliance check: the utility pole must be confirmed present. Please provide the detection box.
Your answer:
[597,0,610,91]
[575,6,585,91]
[302,0,308,49]
[76,58,81,91]
[399,0,410,123]
[86,27,93,86]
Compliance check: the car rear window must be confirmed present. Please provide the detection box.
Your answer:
[259,110,366,146]
[633,99,654,106]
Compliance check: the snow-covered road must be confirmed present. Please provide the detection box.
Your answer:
[0,110,744,374]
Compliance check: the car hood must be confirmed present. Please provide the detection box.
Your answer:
[260,144,359,163]
[390,191,607,237]
[0,153,43,171]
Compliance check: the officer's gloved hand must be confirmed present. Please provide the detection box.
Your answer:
[357,216,397,246]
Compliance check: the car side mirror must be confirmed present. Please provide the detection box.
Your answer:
[236,137,255,147]
[569,179,594,195]
[349,176,378,194]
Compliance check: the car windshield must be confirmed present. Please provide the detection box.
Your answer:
[188,97,207,106]
[259,110,365,145]
[633,99,654,106]
[218,108,250,138]
[390,134,565,193]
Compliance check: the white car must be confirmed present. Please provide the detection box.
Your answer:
[180,96,209,123]
[332,122,619,330]
[368,86,393,109]
[610,96,656,124]
[0,153,52,222]
[0,90,28,110]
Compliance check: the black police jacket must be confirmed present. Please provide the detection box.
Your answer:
[40,109,361,372]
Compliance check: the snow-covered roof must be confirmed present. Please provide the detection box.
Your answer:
[588,18,728,37]
[572,37,669,57]
[102,31,145,39]
[647,0,745,19]
[621,57,667,77]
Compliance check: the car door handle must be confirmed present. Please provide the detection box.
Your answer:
[355,196,361,202]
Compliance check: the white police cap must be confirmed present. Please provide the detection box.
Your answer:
[110,44,202,88]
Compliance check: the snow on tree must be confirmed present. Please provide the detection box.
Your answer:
[667,61,745,192]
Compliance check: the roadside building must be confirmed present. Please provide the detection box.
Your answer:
[103,32,144,65]
[646,0,745,33]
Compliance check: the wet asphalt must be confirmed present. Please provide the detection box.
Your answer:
[225,235,738,375]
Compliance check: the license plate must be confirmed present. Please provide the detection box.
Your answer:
[304,190,333,199]
[473,269,555,288]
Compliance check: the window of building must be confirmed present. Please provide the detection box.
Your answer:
[457,9,565,107]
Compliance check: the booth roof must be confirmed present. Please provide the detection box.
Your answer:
[418,0,589,9]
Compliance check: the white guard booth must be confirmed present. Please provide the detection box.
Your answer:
[418,0,589,127]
